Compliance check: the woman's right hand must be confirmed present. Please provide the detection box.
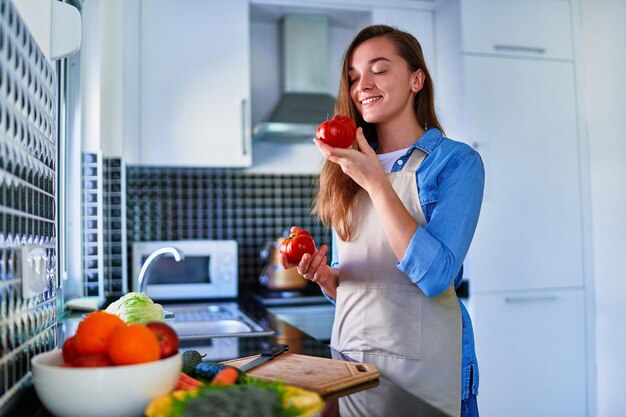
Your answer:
[279,244,338,299]
[313,127,387,196]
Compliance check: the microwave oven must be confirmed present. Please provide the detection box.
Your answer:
[131,240,238,301]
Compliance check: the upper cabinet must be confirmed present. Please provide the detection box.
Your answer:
[118,0,441,169]
[138,0,251,167]
[459,0,584,293]
[464,55,584,292]
[460,0,574,60]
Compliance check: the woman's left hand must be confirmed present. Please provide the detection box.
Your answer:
[314,127,387,195]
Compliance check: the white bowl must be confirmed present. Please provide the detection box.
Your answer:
[31,349,182,417]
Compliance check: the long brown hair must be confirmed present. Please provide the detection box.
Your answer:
[313,25,444,241]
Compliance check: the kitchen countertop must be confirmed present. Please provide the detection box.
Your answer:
[4,294,452,417]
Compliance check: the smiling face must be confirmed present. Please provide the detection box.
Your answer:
[348,36,424,126]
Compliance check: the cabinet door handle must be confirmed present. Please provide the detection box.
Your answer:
[241,98,248,156]
[493,44,547,54]
[504,294,558,303]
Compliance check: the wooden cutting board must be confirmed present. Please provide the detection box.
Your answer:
[221,353,379,395]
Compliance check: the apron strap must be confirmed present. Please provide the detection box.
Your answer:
[404,148,427,172]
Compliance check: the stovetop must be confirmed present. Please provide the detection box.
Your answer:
[252,286,330,306]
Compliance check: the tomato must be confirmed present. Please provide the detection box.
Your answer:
[62,335,80,365]
[315,115,357,148]
[280,227,316,265]
[146,322,180,359]
[71,353,113,368]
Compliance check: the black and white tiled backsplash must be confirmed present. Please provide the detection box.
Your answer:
[0,0,58,409]
[86,163,331,299]
[126,168,331,291]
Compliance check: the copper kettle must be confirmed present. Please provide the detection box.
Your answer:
[259,237,308,291]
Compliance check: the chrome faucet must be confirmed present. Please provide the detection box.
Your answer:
[137,247,185,294]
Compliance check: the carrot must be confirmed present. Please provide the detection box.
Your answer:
[210,367,239,386]
[175,372,204,391]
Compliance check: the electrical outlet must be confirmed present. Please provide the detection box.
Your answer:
[20,246,48,298]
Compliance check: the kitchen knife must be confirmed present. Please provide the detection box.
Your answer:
[239,344,289,372]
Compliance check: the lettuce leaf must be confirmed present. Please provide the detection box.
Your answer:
[105,292,165,324]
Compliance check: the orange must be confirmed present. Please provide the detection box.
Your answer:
[107,324,161,365]
[75,311,126,355]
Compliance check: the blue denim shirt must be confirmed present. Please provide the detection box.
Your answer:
[326,127,484,399]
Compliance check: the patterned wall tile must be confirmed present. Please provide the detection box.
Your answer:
[0,0,58,408]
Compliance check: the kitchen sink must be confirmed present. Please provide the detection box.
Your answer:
[163,302,274,340]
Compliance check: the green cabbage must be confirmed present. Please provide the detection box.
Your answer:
[105,292,165,324]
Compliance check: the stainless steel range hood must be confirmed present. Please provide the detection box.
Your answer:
[253,14,336,142]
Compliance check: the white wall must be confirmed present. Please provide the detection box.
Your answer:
[580,1,626,416]
[99,0,124,157]
[80,0,102,153]
[79,0,125,155]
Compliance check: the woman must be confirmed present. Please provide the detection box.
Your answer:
[281,25,483,417]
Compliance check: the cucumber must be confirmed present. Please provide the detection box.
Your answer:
[194,361,226,382]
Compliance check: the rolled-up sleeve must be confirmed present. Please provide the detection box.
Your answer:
[319,232,339,305]
[397,151,485,297]
[331,231,340,269]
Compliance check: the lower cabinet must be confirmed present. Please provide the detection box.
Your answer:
[471,288,587,417]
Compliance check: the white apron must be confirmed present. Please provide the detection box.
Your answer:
[331,149,462,417]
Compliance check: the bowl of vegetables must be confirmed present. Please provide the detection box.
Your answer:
[31,311,182,417]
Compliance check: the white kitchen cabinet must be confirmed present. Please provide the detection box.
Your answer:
[471,289,587,417]
[463,55,584,292]
[460,0,573,60]
[371,7,435,75]
[139,0,251,167]
[457,2,593,415]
